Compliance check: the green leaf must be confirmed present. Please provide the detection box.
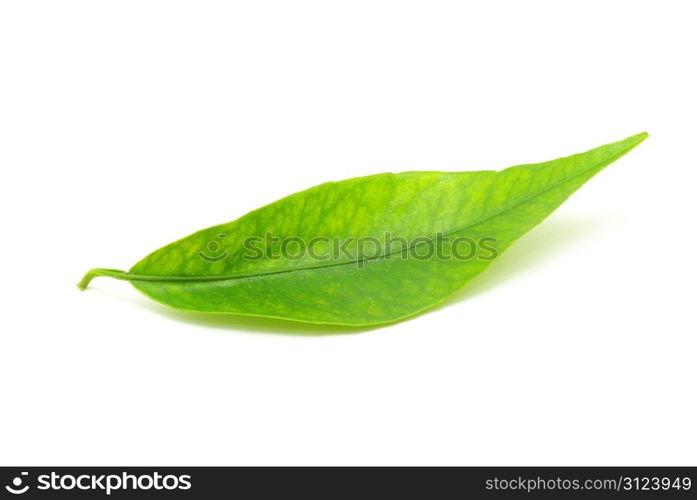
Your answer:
[79,133,648,326]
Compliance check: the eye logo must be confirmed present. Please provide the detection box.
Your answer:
[198,233,229,263]
[5,472,29,495]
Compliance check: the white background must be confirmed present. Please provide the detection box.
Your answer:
[1,1,695,466]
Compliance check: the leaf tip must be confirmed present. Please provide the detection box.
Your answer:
[609,131,649,158]
[628,131,650,146]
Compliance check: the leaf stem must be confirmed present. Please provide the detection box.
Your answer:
[77,268,129,290]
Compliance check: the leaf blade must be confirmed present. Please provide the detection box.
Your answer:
[81,133,648,326]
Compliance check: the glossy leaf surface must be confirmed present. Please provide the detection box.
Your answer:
[79,133,647,325]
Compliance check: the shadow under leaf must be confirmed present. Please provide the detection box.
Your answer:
[433,213,615,312]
